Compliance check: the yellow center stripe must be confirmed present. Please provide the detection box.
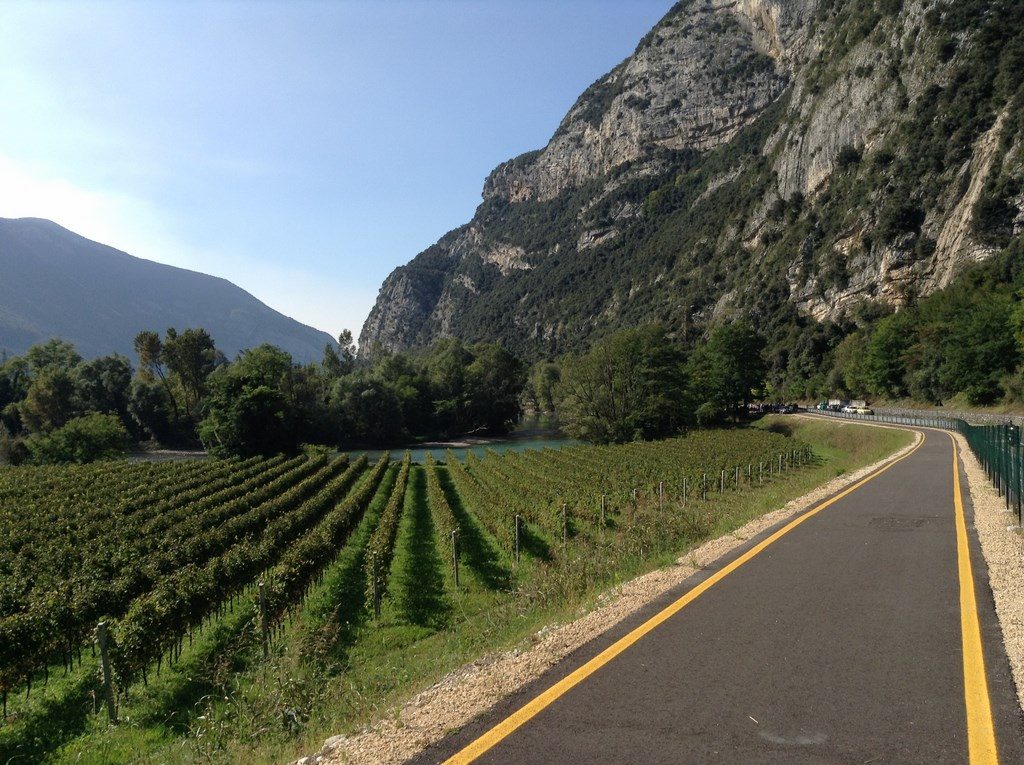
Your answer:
[949,433,999,763]
[444,431,926,764]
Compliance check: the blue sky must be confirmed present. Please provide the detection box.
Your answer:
[0,0,672,342]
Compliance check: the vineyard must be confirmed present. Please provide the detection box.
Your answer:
[0,426,825,762]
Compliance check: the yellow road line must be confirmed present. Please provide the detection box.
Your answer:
[948,433,999,764]
[444,431,927,764]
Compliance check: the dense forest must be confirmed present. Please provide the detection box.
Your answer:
[0,330,524,463]
[0,316,776,462]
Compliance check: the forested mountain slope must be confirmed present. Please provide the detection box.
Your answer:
[360,0,1024,390]
[0,217,336,362]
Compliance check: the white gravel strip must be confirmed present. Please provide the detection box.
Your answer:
[952,431,1024,711]
[296,426,922,765]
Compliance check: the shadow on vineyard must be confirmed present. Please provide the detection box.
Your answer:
[302,464,399,667]
[436,467,512,592]
[133,606,261,734]
[0,418,913,764]
[387,468,450,629]
[519,521,553,563]
[0,674,96,762]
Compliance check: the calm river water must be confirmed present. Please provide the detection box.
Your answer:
[361,422,577,464]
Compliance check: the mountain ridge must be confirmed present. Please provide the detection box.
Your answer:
[359,0,1024,387]
[0,217,337,363]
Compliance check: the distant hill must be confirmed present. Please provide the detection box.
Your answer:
[0,217,336,363]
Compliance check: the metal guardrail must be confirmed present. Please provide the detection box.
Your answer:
[874,406,1024,428]
[811,409,1023,526]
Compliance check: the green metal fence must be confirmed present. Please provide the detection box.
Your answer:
[813,410,1023,525]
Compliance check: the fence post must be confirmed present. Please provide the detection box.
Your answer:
[1006,424,1011,510]
[702,473,707,501]
[995,423,1003,497]
[1011,442,1019,528]
[514,514,521,564]
[720,470,725,493]
[372,556,381,619]
[451,530,460,588]
[96,621,117,723]
[562,503,568,546]
[659,481,664,511]
[600,494,606,527]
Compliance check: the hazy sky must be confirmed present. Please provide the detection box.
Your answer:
[0,0,672,342]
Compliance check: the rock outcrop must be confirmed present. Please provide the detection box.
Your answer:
[360,0,1024,360]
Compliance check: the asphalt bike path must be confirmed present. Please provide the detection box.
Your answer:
[414,428,1024,764]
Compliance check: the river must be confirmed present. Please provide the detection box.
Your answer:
[361,420,578,464]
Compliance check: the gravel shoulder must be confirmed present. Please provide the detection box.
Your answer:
[299,424,922,765]
[953,430,1024,711]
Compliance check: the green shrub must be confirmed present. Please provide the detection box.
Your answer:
[836,145,863,169]
[25,413,128,464]
[973,189,1017,247]
[878,198,925,241]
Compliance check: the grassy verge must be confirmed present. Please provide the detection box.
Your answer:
[35,418,911,764]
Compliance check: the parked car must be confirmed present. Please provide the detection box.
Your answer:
[855,406,874,415]
[841,405,856,413]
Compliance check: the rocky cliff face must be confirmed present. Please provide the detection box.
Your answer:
[360,0,1024,362]
[482,0,809,204]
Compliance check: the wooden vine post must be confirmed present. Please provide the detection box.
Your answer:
[372,555,382,619]
[258,582,269,657]
[451,530,460,588]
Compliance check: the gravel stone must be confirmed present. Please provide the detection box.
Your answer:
[953,431,1024,711]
